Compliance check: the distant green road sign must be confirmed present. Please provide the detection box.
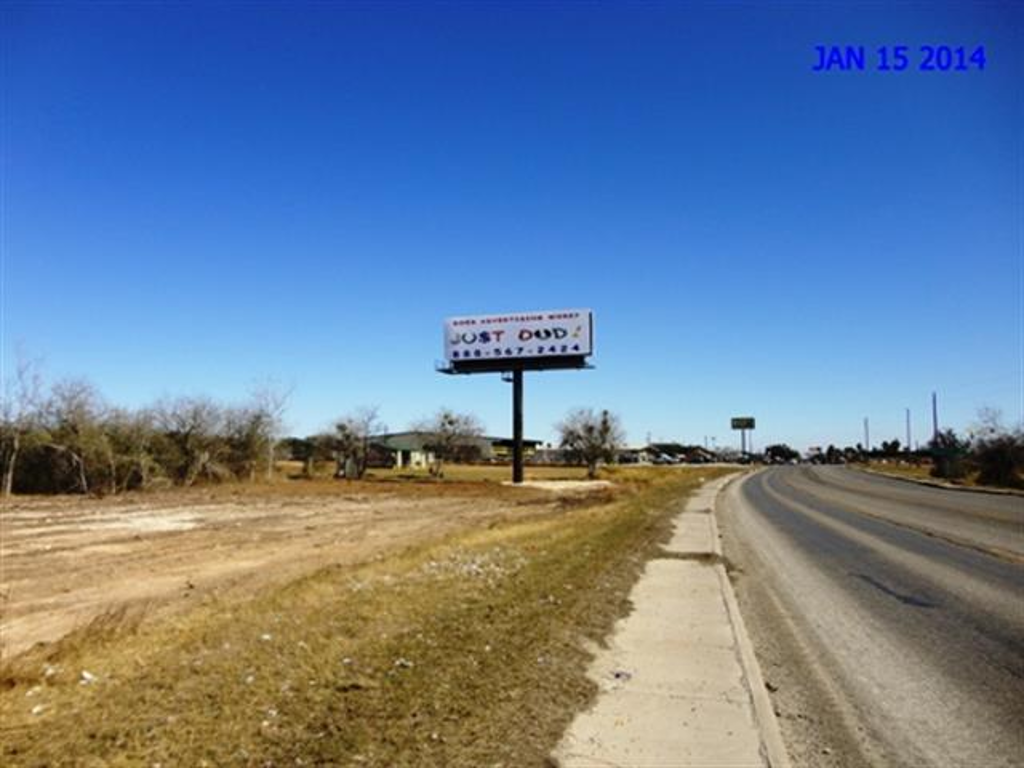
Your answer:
[731,417,755,430]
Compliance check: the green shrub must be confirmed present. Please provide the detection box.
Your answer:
[973,431,1024,489]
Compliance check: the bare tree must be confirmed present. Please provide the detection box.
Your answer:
[334,406,386,479]
[225,406,273,482]
[104,407,159,492]
[415,408,484,478]
[154,397,229,486]
[250,380,292,481]
[557,408,625,479]
[44,379,112,494]
[970,407,1006,441]
[0,355,44,496]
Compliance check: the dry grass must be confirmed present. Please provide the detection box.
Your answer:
[370,464,593,483]
[6,463,637,509]
[865,461,980,486]
[283,461,597,484]
[5,469,561,509]
[865,461,935,481]
[1,467,731,767]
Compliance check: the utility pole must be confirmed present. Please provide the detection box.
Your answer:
[905,408,911,454]
[863,417,870,452]
[932,392,939,442]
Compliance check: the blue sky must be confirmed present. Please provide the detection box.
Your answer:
[2,1,1021,450]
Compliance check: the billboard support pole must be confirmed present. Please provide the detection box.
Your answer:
[731,417,755,461]
[512,368,524,484]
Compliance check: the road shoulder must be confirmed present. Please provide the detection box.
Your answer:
[856,465,1024,497]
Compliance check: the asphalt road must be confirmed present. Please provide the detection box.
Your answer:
[718,466,1024,768]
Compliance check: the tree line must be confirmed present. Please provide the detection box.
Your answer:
[282,407,624,481]
[280,407,487,480]
[1,359,629,495]
[0,360,290,496]
[925,409,1024,488]
[808,408,1023,489]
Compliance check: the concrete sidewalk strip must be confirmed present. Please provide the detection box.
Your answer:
[684,490,717,513]
[552,473,790,768]
[665,511,719,557]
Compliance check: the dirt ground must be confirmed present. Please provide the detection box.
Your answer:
[0,479,571,660]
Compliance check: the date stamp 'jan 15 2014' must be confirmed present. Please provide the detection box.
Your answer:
[813,45,986,72]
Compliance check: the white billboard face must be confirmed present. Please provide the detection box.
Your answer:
[444,309,593,365]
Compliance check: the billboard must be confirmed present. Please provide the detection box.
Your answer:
[731,417,756,429]
[443,309,593,369]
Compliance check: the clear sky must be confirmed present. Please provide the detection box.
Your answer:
[2,1,1022,451]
